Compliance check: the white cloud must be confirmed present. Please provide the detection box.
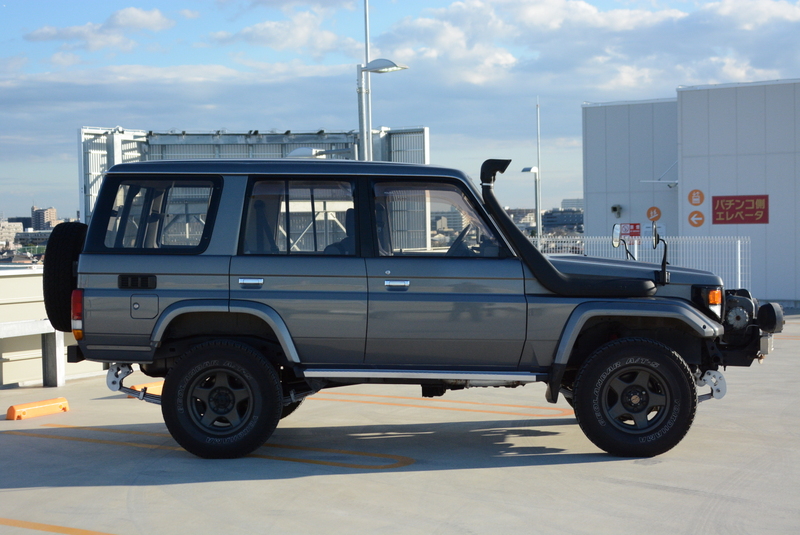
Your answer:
[210,9,361,59]
[503,0,687,31]
[24,8,175,52]
[380,2,518,84]
[49,52,82,67]
[238,0,356,9]
[180,10,201,19]
[703,0,800,30]
[105,7,174,31]
[710,55,782,81]
[594,63,657,90]
[0,55,28,75]
[25,22,137,51]
[229,54,349,79]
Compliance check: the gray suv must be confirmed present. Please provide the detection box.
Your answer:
[43,158,783,459]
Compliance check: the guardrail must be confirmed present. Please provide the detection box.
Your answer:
[538,235,751,290]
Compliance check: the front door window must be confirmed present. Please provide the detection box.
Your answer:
[373,182,504,258]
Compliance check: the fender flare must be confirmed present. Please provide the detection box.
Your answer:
[545,300,723,403]
[151,299,301,364]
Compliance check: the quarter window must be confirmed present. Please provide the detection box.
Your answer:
[102,179,215,250]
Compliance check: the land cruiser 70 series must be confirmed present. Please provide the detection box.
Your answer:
[43,158,783,459]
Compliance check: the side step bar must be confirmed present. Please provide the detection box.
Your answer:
[301,369,548,385]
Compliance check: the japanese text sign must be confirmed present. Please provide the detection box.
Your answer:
[712,195,769,224]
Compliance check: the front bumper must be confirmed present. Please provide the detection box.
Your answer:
[714,302,784,366]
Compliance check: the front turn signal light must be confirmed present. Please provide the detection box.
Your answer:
[708,289,722,306]
[692,286,723,321]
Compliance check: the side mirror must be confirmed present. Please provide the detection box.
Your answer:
[652,222,660,249]
[651,223,670,285]
[611,224,621,248]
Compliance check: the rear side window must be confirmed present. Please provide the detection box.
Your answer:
[88,176,220,253]
[241,180,355,255]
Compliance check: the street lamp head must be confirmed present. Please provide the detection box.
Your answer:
[357,58,409,162]
[521,166,538,174]
[363,58,408,73]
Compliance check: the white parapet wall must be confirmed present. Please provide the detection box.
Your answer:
[0,266,103,387]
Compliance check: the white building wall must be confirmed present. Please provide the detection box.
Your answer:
[677,80,799,304]
[583,99,679,238]
[583,79,799,305]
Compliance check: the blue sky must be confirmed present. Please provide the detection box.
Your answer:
[2,0,800,219]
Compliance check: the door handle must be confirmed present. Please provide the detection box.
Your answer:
[385,280,410,290]
[239,277,264,288]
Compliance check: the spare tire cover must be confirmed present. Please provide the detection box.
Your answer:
[43,222,88,332]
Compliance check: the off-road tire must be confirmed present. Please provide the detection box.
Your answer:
[43,222,88,332]
[573,338,697,457]
[162,340,283,459]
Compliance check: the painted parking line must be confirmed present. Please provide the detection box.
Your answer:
[3,425,414,470]
[0,517,116,535]
[311,392,574,418]
[775,335,800,341]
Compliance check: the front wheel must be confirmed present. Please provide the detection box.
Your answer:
[162,340,283,459]
[573,338,697,457]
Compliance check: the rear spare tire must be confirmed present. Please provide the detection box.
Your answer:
[43,222,87,332]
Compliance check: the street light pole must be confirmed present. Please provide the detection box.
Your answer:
[356,59,408,161]
[364,0,373,161]
[357,65,369,161]
[521,166,539,244]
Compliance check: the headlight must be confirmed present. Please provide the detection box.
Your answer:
[692,286,723,321]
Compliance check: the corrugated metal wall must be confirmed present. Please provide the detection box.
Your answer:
[388,127,430,164]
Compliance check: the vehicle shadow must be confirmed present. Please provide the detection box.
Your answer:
[0,416,619,489]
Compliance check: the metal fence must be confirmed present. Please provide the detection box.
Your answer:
[538,235,750,290]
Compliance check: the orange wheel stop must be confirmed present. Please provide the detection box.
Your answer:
[6,397,70,420]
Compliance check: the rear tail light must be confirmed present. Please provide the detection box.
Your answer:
[71,289,84,340]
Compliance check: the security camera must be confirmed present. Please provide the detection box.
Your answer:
[611,204,622,218]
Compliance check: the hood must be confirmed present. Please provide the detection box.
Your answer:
[549,254,724,288]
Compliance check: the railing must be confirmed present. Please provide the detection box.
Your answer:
[538,236,751,290]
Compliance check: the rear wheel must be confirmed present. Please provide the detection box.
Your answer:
[43,222,87,332]
[573,338,697,457]
[162,340,282,459]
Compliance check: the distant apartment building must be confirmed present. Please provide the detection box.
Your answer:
[542,208,584,233]
[504,208,534,222]
[431,209,466,232]
[8,216,32,229]
[0,220,23,248]
[561,198,584,210]
[15,230,52,246]
[31,206,58,230]
[503,208,538,235]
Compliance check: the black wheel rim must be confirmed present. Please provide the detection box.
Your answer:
[186,368,255,436]
[601,365,671,434]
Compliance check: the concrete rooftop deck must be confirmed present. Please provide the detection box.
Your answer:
[0,309,797,534]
